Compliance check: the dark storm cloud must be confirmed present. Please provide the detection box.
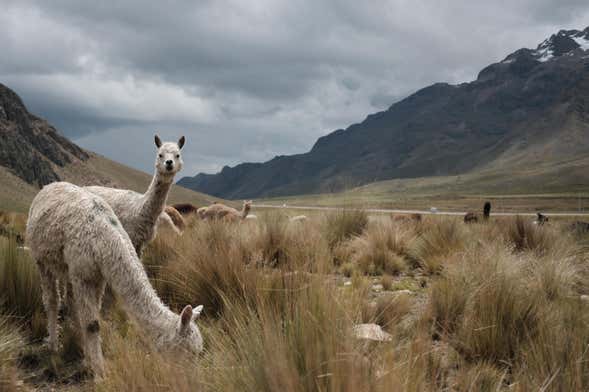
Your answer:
[1,0,588,175]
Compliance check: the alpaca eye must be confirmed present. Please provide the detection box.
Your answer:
[159,154,163,158]
[176,154,180,158]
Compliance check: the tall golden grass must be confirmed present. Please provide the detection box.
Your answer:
[2,210,589,391]
[0,316,23,391]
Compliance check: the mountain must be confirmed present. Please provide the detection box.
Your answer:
[0,83,218,212]
[179,27,589,199]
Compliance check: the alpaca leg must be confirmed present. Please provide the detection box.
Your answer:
[70,278,106,379]
[38,264,60,352]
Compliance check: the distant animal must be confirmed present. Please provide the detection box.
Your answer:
[199,201,252,222]
[85,135,185,256]
[172,203,200,215]
[430,207,438,214]
[464,212,478,223]
[289,215,308,222]
[245,214,258,220]
[570,221,589,234]
[483,202,491,220]
[535,213,549,226]
[26,182,203,379]
[0,223,24,245]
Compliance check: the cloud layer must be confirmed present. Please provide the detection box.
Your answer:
[2,0,588,175]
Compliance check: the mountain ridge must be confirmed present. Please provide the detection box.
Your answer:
[178,27,589,199]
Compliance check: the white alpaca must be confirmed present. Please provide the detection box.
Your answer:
[85,135,185,256]
[289,215,308,222]
[26,182,203,378]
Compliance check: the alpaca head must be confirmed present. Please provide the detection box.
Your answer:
[154,135,185,176]
[243,200,252,213]
[163,304,204,356]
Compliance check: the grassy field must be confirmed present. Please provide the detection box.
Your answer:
[259,166,589,213]
[1,207,589,391]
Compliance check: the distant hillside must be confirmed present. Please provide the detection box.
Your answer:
[179,27,589,199]
[0,83,218,212]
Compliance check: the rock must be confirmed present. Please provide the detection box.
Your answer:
[392,289,413,296]
[372,284,383,292]
[580,295,589,302]
[352,323,392,342]
[379,289,413,298]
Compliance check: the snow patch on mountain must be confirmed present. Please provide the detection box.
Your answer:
[572,35,589,51]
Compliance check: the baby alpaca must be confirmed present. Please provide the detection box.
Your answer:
[26,182,203,378]
[86,135,185,256]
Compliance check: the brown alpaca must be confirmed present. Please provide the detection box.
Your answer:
[172,203,199,215]
[164,206,186,232]
[200,201,251,222]
[464,212,478,223]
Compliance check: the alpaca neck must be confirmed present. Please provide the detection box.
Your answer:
[102,237,178,339]
[241,204,250,219]
[141,171,174,221]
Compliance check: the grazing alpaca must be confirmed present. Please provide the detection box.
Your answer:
[245,214,258,220]
[163,206,186,232]
[172,203,200,216]
[200,201,252,222]
[483,201,491,220]
[464,212,478,223]
[86,135,185,256]
[26,182,203,378]
[289,215,308,222]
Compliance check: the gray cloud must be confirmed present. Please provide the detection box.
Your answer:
[1,0,588,175]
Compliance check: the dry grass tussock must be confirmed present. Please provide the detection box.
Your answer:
[0,236,45,339]
[0,316,23,391]
[2,210,589,391]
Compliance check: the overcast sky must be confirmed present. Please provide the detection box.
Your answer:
[2,1,589,177]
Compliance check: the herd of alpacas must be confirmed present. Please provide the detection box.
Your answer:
[26,135,211,379]
[24,134,569,380]
[26,134,287,379]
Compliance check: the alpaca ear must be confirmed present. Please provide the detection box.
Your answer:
[180,305,193,327]
[155,134,163,148]
[178,136,185,149]
[192,305,203,320]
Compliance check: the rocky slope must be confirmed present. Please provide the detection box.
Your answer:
[0,83,218,212]
[179,27,589,199]
[0,83,89,186]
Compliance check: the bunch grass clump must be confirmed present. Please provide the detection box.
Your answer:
[408,218,466,274]
[322,209,368,248]
[0,316,23,391]
[348,220,414,275]
[0,237,44,339]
